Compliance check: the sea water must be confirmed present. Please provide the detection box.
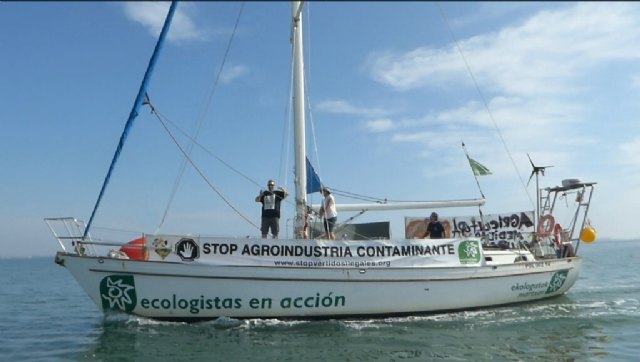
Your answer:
[0,239,638,361]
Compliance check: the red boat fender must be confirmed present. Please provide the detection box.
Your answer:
[120,236,149,260]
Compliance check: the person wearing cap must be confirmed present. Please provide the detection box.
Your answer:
[318,187,338,240]
[423,212,445,239]
[255,179,288,239]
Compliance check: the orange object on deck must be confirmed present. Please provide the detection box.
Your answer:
[120,236,149,260]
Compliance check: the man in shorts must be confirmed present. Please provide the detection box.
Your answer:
[255,180,288,238]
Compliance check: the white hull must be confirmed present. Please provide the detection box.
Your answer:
[56,250,580,321]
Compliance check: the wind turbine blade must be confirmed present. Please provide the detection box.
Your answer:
[527,153,535,168]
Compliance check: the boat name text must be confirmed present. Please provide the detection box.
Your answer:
[511,281,549,298]
[524,261,551,269]
[138,292,346,314]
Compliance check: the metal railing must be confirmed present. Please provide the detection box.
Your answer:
[44,217,96,256]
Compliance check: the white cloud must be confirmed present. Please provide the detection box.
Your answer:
[220,65,248,83]
[359,2,640,173]
[367,48,465,91]
[315,100,389,118]
[123,2,203,42]
[368,3,640,97]
[618,137,640,168]
[364,118,395,132]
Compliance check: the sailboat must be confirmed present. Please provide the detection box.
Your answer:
[46,2,597,321]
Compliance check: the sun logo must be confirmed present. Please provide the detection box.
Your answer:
[100,275,137,312]
[545,270,569,294]
[465,242,479,259]
[458,240,482,264]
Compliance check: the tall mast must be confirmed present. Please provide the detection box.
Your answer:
[291,2,307,238]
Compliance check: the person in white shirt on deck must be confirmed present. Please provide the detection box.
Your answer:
[318,187,338,240]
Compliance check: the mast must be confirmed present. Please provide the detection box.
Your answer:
[291,1,307,238]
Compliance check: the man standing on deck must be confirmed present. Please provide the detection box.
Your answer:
[318,187,338,240]
[423,212,445,239]
[256,179,288,239]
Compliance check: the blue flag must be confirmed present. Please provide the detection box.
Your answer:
[306,157,322,194]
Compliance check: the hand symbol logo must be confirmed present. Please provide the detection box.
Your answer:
[181,243,193,258]
[176,238,199,261]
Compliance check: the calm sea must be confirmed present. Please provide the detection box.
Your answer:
[1,239,638,361]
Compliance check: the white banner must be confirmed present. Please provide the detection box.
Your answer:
[142,236,484,268]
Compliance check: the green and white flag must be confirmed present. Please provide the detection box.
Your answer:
[468,157,492,176]
[461,141,489,199]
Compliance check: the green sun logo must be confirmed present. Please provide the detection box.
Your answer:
[458,239,482,264]
[100,275,137,312]
[545,270,569,294]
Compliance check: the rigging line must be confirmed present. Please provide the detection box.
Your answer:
[435,3,535,210]
[156,2,246,233]
[330,189,386,203]
[155,101,301,215]
[149,104,263,190]
[305,43,321,177]
[152,109,261,231]
[332,187,470,204]
[91,225,145,236]
[330,186,420,203]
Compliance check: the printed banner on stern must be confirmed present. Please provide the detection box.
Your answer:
[145,236,484,268]
[404,211,535,245]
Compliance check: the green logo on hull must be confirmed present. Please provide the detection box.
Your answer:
[545,270,569,294]
[100,275,137,312]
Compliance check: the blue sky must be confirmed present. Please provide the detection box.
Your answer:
[2,2,639,257]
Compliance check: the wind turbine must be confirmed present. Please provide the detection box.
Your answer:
[527,153,553,221]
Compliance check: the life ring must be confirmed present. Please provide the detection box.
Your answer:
[537,214,556,238]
